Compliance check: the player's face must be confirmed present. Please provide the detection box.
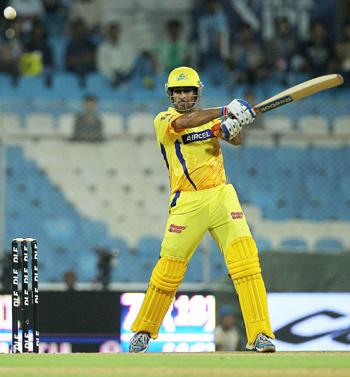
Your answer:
[171,87,198,112]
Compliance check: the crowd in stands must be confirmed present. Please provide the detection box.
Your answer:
[0,0,349,91]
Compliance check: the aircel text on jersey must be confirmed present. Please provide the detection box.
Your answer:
[182,130,214,144]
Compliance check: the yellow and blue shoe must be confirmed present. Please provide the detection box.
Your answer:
[246,333,276,353]
[129,332,151,353]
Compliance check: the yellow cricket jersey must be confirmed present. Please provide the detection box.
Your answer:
[154,107,226,194]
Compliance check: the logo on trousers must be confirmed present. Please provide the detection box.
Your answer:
[231,212,243,219]
[168,224,187,233]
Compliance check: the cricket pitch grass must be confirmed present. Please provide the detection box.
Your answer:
[1,352,349,377]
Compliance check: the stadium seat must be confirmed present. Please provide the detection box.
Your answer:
[57,113,75,138]
[255,237,272,251]
[297,115,329,134]
[86,73,112,96]
[53,73,81,98]
[0,73,13,89]
[184,246,203,283]
[126,112,155,136]
[209,250,227,282]
[137,236,162,259]
[25,113,58,137]
[17,77,44,97]
[333,116,350,135]
[314,238,345,253]
[280,238,308,252]
[264,115,295,134]
[101,111,125,136]
[0,112,23,137]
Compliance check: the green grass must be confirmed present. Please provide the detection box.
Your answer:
[1,352,349,377]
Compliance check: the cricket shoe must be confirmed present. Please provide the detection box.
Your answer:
[129,332,151,353]
[246,333,276,353]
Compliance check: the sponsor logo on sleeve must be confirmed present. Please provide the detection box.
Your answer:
[182,129,214,144]
[160,113,173,121]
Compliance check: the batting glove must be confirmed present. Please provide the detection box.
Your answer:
[220,117,242,141]
[222,99,256,126]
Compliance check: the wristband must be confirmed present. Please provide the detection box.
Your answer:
[220,106,228,117]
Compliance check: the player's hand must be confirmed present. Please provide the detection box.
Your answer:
[220,117,242,141]
[225,99,256,126]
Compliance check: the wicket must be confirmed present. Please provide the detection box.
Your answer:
[11,238,40,353]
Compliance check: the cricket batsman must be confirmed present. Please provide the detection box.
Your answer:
[129,66,275,353]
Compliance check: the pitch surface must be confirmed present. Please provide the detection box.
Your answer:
[1,352,349,377]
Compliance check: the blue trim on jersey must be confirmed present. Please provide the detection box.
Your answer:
[160,143,169,170]
[175,140,197,190]
[170,190,181,208]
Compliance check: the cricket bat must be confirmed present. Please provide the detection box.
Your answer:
[254,73,343,113]
[212,74,344,133]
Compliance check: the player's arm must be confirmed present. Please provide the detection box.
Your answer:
[173,108,222,131]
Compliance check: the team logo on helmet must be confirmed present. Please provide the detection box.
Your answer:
[177,73,187,81]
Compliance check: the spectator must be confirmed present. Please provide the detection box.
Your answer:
[65,19,96,86]
[63,270,77,291]
[0,21,23,85]
[69,0,102,36]
[336,22,350,85]
[196,0,229,84]
[156,20,189,73]
[95,246,117,290]
[71,94,104,142]
[230,24,265,86]
[96,22,135,87]
[43,0,69,36]
[132,50,158,90]
[266,17,299,84]
[10,0,45,35]
[301,20,336,76]
[25,21,54,86]
[215,306,242,351]
[197,0,229,62]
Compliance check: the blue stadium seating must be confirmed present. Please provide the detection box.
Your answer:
[280,238,308,252]
[52,72,82,98]
[0,73,17,97]
[184,247,204,283]
[255,237,273,251]
[223,145,350,221]
[209,251,227,282]
[314,238,345,253]
[136,236,161,278]
[6,146,119,283]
